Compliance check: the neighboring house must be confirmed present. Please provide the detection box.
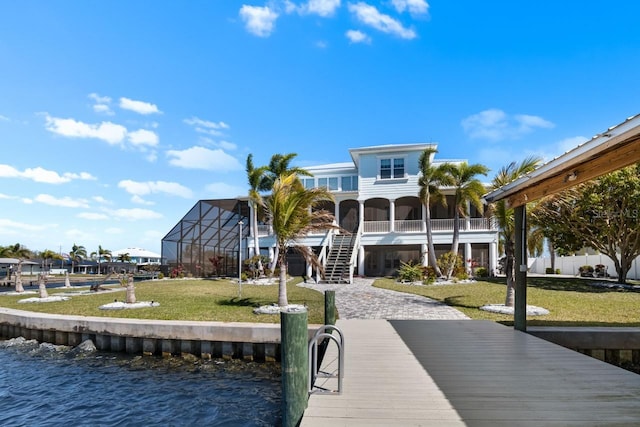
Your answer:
[162,143,499,281]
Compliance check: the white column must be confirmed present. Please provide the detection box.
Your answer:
[421,243,428,267]
[389,199,395,232]
[358,245,365,276]
[334,202,340,227]
[465,242,472,272]
[359,200,365,230]
[490,240,498,276]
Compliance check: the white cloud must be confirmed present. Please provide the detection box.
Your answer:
[391,0,429,15]
[240,5,279,37]
[461,109,555,141]
[88,93,113,115]
[119,97,161,115]
[0,218,47,231]
[118,179,193,198]
[105,227,124,235]
[166,146,243,171]
[295,0,341,17]
[109,208,163,221]
[204,181,248,199]
[0,164,96,184]
[92,196,111,204]
[131,195,155,205]
[34,194,90,208]
[218,140,237,151]
[128,129,159,146]
[184,117,230,136]
[45,115,127,145]
[0,114,9,121]
[348,2,416,39]
[346,29,371,44]
[77,212,110,220]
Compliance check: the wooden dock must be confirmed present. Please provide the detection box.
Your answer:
[302,319,640,426]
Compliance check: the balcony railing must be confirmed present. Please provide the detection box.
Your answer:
[257,217,496,236]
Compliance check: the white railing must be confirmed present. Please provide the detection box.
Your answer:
[363,217,496,233]
[394,220,424,233]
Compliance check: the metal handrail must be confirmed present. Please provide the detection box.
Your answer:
[308,325,344,395]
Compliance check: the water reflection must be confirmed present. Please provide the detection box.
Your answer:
[0,338,281,426]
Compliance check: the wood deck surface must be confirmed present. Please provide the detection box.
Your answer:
[301,319,640,426]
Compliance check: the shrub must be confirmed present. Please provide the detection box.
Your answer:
[475,267,489,278]
[421,265,437,284]
[579,265,594,277]
[157,272,164,280]
[555,269,561,274]
[545,267,554,274]
[397,261,423,283]
[437,252,466,279]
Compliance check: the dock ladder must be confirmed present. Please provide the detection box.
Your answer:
[308,325,344,395]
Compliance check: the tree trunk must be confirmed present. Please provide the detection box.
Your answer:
[252,206,264,275]
[504,239,515,307]
[38,274,48,298]
[278,251,288,307]
[125,275,136,304]
[64,272,71,288]
[447,211,461,279]
[425,204,442,277]
[15,263,24,293]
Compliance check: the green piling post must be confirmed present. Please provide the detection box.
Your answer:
[281,309,308,427]
[324,290,336,326]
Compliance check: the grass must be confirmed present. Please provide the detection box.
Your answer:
[0,277,326,324]
[374,276,640,327]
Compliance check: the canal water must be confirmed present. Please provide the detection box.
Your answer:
[0,338,282,426]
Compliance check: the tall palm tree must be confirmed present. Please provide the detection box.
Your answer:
[261,172,336,306]
[117,252,131,263]
[489,156,541,306]
[439,161,490,279]
[246,154,269,272]
[40,249,62,273]
[418,147,448,277]
[2,243,32,292]
[69,243,87,274]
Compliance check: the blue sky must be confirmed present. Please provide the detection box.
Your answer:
[1,1,639,256]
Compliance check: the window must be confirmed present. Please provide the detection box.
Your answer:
[380,157,405,179]
[341,176,358,191]
[303,178,314,189]
[318,177,339,191]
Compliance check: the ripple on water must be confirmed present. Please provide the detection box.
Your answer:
[0,338,281,426]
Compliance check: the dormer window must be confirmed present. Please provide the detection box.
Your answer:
[380,157,405,179]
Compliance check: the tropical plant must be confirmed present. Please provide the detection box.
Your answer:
[396,261,423,283]
[438,161,489,279]
[1,243,33,292]
[40,249,63,272]
[116,252,131,263]
[69,243,87,274]
[488,156,541,306]
[246,154,269,274]
[261,172,336,306]
[418,147,447,277]
[531,164,640,283]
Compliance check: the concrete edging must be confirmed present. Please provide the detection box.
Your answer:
[0,307,319,362]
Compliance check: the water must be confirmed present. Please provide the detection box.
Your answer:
[0,338,281,426]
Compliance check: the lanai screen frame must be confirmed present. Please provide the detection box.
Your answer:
[161,199,250,277]
[483,114,640,331]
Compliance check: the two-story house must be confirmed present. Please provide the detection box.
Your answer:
[161,143,499,281]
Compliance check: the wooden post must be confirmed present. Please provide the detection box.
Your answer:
[325,290,336,326]
[514,204,527,331]
[281,309,308,427]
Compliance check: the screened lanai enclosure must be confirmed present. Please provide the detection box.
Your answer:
[161,199,250,277]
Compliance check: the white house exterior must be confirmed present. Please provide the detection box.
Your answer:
[162,143,499,280]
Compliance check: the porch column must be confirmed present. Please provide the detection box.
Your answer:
[306,263,312,280]
[359,200,364,229]
[465,243,472,273]
[514,205,527,332]
[358,245,365,276]
[421,243,428,267]
[490,240,498,276]
[389,199,395,232]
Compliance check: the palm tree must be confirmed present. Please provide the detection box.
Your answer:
[2,243,32,292]
[488,156,541,306]
[40,249,62,273]
[439,161,490,279]
[261,172,336,306]
[69,243,87,274]
[117,252,131,263]
[246,154,269,273]
[93,245,112,274]
[260,153,313,191]
[418,147,448,277]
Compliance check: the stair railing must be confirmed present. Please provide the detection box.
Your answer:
[347,222,363,284]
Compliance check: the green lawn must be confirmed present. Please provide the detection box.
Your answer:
[0,277,326,324]
[374,276,640,326]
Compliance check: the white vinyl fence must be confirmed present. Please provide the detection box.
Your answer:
[529,254,640,280]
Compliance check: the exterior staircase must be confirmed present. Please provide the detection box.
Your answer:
[322,233,357,284]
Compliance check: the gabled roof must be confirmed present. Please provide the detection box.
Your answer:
[483,114,640,207]
[349,143,437,168]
